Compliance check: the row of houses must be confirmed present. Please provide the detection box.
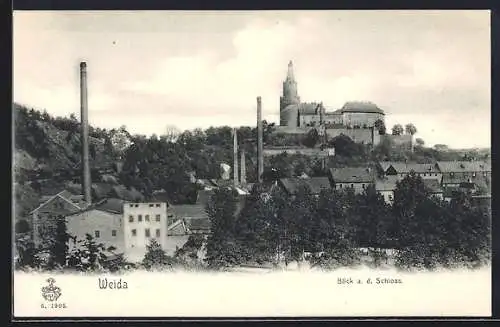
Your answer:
[274,160,491,205]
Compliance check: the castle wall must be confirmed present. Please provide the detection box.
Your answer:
[383,134,414,150]
[325,128,376,145]
[342,112,384,128]
[263,147,334,158]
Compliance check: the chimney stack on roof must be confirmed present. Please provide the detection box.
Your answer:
[80,61,92,205]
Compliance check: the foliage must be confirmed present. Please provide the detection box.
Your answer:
[142,239,177,270]
[205,188,241,268]
[405,123,417,136]
[302,128,320,148]
[391,124,404,136]
[374,119,386,135]
[66,234,116,272]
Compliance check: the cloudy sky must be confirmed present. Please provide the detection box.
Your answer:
[13,10,490,148]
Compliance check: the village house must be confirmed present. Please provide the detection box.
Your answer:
[65,198,125,256]
[328,167,375,194]
[375,176,399,204]
[31,190,89,248]
[122,202,169,263]
[422,179,444,201]
[436,161,491,191]
[378,162,441,181]
[277,176,332,197]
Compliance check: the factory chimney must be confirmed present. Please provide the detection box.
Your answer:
[257,96,264,183]
[240,150,246,186]
[80,62,92,205]
[233,127,239,187]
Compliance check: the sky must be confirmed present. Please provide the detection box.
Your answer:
[13,10,490,148]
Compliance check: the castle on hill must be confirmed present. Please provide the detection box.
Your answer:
[279,60,385,130]
[273,61,411,148]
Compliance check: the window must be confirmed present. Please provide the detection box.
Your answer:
[135,204,139,208]
[138,215,142,222]
[149,204,154,207]
[95,230,100,238]
[145,215,150,222]
[423,173,427,177]
[145,229,150,237]
[388,195,393,201]
[112,230,117,237]
[351,184,354,188]
[156,204,161,207]
[362,184,365,189]
[156,229,160,237]
[129,215,134,222]
[131,229,137,236]
[129,204,134,208]
[156,214,161,222]
[339,184,343,188]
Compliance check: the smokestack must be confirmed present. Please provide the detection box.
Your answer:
[240,150,246,186]
[257,96,264,183]
[233,127,238,187]
[80,62,92,204]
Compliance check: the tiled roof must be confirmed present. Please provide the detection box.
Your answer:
[442,172,491,187]
[340,101,384,114]
[184,218,211,232]
[384,162,439,174]
[422,179,443,193]
[279,177,332,195]
[94,198,126,214]
[329,167,375,184]
[375,177,399,191]
[436,161,491,173]
[171,204,208,220]
[283,103,322,115]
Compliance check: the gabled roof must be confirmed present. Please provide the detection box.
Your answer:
[279,177,332,195]
[184,218,211,233]
[340,101,384,115]
[171,204,208,220]
[30,190,85,215]
[329,167,375,184]
[436,161,491,173]
[66,198,126,217]
[382,162,439,174]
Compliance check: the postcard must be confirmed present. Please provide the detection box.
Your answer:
[12,10,491,318]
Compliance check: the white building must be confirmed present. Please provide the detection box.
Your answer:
[122,202,169,263]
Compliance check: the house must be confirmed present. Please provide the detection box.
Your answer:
[422,179,444,200]
[278,177,332,197]
[375,176,399,204]
[31,190,89,248]
[65,198,125,255]
[437,161,491,190]
[122,202,169,263]
[378,162,441,181]
[170,204,210,235]
[329,167,375,194]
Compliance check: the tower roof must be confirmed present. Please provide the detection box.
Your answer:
[286,60,295,81]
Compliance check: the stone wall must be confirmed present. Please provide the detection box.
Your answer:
[325,127,377,145]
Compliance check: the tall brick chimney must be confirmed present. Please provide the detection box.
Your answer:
[233,127,238,187]
[80,62,92,204]
[240,150,246,186]
[257,96,264,183]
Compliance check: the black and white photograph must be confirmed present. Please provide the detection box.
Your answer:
[12,10,491,317]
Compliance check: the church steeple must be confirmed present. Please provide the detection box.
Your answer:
[280,60,300,111]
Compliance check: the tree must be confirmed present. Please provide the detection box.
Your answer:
[374,119,386,135]
[142,239,172,270]
[205,188,241,269]
[162,125,181,143]
[405,123,417,136]
[302,128,320,148]
[50,215,70,268]
[415,138,425,147]
[67,234,115,271]
[391,124,404,136]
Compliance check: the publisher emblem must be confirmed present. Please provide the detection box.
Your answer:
[41,278,62,302]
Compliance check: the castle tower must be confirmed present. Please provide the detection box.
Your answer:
[279,60,300,111]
